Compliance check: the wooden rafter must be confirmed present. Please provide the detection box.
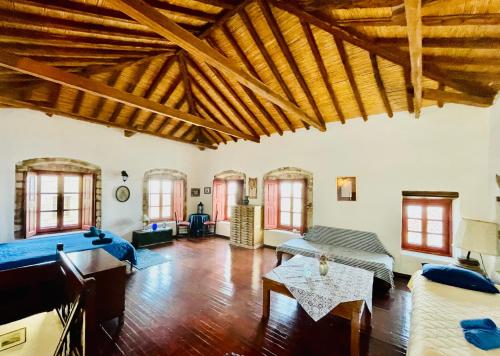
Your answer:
[108,0,324,130]
[375,37,500,49]
[403,68,415,113]
[422,88,493,107]
[178,53,195,114]
[154,95,186,135]
[404,0,423,117]
[0,50,255,140]
[300,20,345,124]
[437,83,445,108]
[195,98,234,143]
[91,70,123,119]
[333,37,368,121]
[370,54,393,118]
[257,0,326,130]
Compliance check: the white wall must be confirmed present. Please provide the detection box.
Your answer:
[0,109,199,242]
[194,104,496,274]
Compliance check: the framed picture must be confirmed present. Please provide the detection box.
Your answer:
[204,187,211,195]
[0,328,26,352]
[337,177,356,201]
[248,177,257,199]
[191,188,200,197]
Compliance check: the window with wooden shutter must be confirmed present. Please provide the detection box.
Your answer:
[25,172,37,238]
[225,180,243,220]
[81,174,94,230]
[173,180,184,221]
[149,178,174,222]
[212,180,226,221]
[264,180,278,229]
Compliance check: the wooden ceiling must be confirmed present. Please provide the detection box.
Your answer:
[0,0,498,149]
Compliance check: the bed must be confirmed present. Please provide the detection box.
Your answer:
[0,231,136,271]
[407,271,500,356]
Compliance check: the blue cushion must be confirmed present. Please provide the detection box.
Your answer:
[422,264,499,294]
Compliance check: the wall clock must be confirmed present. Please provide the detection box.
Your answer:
[115,186,130,202]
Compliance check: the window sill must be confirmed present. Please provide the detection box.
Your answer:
[401,250,454,263]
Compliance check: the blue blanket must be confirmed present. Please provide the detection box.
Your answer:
[0,231,137,271]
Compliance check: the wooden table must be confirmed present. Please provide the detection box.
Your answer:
[262,274,371,356]
[67,249,126,325]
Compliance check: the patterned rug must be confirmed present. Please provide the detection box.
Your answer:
[133,249,169,270]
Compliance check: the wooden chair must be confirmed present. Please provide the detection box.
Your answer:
[203,212,217,237]
[175,212,190,238]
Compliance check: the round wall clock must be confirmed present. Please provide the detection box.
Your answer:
[115,186,130,202]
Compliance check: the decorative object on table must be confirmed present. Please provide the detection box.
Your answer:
[143,214,150,229]
[204,187,211,194]
[336,177,356,201]
[248,177,257,199]
[151,223,158,231]
[319,254,329,276]
[132,228,173,248]
[0,327,26,352]
[243,195,250,205]
[197,202,204,214]
[92,232,113,245]
[133,249,170,270]
[115,185,130,202]
[84,226,100,238]
[160,222,167,229]
[120,170,128,182]
[454,218,498,274]
[230,205,263,249]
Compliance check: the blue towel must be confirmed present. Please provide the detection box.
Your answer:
[464,329,500,351]
[461,318,497,331]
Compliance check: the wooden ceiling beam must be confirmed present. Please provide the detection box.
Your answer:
[154,95,186,135]
[423,55,500,66]
[300,20,345,124]
[437,83,445,108]
[178,53,196,114]
[376,37,500,49]
[127,55,178,127]
[143,74,183,131]
[0,95,216,149]
[3,46,165,59]
[422,88,493,107]
[296,0,402,10]
[334,37,368,121]
[108,0,324,131]
[195,101,229,144]
[91,70,123,119]
[404,0,423,117]
[445,71,500,83]
[221,24,293,133]
[191,0,236,9]
[258,0,326,130]
[0,50,254,140]
[369,54,393,118]
[403,68,415,113]
[271,0,496,98]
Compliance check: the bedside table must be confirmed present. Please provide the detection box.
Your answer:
[67,249,126,325]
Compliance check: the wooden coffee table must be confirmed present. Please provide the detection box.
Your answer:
[262,268,371,356]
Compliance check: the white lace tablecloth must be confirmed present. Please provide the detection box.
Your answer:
[265,255,374,321]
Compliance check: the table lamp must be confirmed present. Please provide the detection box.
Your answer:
[454,218,498,273]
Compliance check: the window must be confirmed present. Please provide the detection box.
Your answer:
[402,198,452,256]
[264,179,306,233]
[212,179,243,221]
[26,171,94,235]
[148,178,173,221]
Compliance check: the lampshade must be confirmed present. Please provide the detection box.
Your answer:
[454,218,499,256]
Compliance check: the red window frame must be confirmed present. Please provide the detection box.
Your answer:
[277,179,306,234]
[148,177,174,222]
[401,197,452,256]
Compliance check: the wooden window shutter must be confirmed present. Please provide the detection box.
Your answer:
[81,174,94,230]
[213,180,226,221]
[173,180,184,221]
[264,180,279,229]
[25,172,38,238]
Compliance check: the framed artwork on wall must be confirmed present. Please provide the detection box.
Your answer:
[0,328,26,351]
[204,187,211,194]
[248,178,257,199]
[337,177,356,201]
[191,188,200,197]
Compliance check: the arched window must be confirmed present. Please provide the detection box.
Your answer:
[263,167,313,234]
[15,158,101,238]
[143,169,187,222]
[212,170,245,221]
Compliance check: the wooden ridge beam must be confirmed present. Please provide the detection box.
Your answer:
[0,95,216,149]
[422,88,493,107]
[0,50,254,141]
[270,0,496,97]
[370,54,393,118]
[258,0,326,130]
[300,20,345,124]
[334,37,368,121]
[404,0,423,117]
[108,0,324,131]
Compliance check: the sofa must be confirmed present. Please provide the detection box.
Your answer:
[276,225,394,288]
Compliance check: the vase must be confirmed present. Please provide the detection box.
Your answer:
[319,260,329,276]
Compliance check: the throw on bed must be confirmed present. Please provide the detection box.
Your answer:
[0,231,137,271]
[276,225,394,287]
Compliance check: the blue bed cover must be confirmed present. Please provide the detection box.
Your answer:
[0,231,137,271]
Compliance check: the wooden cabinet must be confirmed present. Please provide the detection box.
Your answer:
[230,205,263,249]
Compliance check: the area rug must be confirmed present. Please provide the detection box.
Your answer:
[133,249,170,270]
